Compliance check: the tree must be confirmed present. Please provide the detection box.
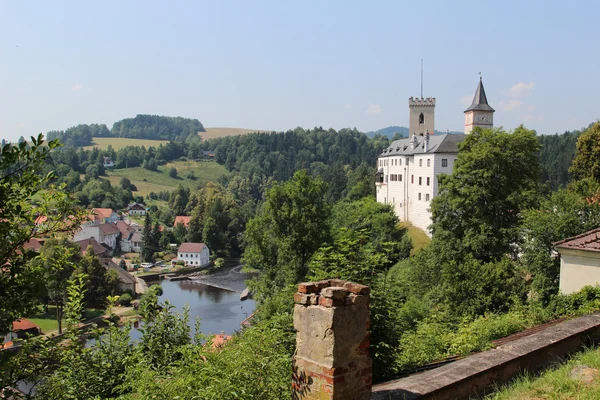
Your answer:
[74,247,117,309]
[169,167,178,179]
[141,213,154,262]
[430,126,541,261]
[244,170,331,297]
[569,122,600,182]
[0,134,81,336]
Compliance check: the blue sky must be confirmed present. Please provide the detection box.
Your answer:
[1,0,598,142]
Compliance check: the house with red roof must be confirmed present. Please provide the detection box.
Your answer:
[74,237,109,257]
[174,216,191,228]
[554,228,600,294]
[3,319,41,345]
[176,242,210,267]
[127,202,147,216]
[73,222,120,254]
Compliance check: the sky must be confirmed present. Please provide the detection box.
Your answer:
[1,0,599,142]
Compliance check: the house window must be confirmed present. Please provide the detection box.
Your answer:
[399,174,403,182]
[411,175,414,184]
[399,158,402,166]
[427,159,430,167]
[426,177,430,186]
[419,113,424,124]
[442,159,448,167]
[419,177,422,185]
[426,194,430,201]
[419,159,423,167]
[418,193,422,200]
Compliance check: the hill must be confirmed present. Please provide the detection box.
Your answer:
[200,127,271,140]
[111,114,205,141]
[82,137,169,151]
[106,159,228,196]
[365,126,462,139]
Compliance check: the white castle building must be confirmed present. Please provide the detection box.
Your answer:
[375,78,495,234]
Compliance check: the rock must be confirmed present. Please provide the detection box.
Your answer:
[569,365,598,384]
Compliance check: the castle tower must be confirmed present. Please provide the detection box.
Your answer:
[464,77,495,134]
[409,97,435,137]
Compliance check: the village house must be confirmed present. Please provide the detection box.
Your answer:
[102,259,137,293]
[176,242,210,267]
[127,202,147,216]
[103,156,115,168]
[173,216,191,228]
[3,319,41,346]
[73,222,120,253]
[74,237,110,257]
[376,78,495,234]
[116,220,143,253]
[554,228,600,294]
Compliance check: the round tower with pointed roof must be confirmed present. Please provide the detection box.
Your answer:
[464,77,495,134]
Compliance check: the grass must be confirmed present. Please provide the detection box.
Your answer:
[487,347,600,399]
[200,127,270,140]
[106,159,228,196]
[241,265,259,273]
[400,223,431,255]
[82,137,169,151]
[28,307,105,334]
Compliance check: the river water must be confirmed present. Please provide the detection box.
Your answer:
[136,262,257,338]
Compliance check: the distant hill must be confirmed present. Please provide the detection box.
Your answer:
[201,127,271,140]
[365,126,462,139]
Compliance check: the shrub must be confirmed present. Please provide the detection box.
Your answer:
[119,293,133,306]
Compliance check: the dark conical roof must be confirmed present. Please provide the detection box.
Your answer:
[464,77,495,113]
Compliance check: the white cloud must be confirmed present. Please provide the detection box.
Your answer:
[366,104,381,115]
[71,83,84,91]
[460,95,472,108]
[500,99,522,112]
[344,104,352,110]
[509,82,534,97]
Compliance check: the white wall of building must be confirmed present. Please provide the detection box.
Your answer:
[177,246,210,267]
[559,249,600,294]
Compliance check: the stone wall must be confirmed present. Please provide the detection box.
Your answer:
[292,279,372,400]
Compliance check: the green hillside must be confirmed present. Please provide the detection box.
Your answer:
[106,160,227,195]
[83,137,169,151]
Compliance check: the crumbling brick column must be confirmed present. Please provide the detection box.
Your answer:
[292,279,372,400]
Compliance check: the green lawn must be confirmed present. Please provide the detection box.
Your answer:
[401,223,431,255]
[82,137,169,151]
[106,160,228,195]
[487,347,600,399]
[28,307,105,334]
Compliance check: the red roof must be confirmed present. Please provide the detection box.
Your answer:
[93,208,116,220]
[174,216,192,227]
[211,333,232,348]
[98,223,120,236]
[12,318,39,332]
[116,220,136,238]
[75,237,108,256]
[35,215,48,225]
[23,238,42,251]
[178,242,206,253]
[554,228,600,253]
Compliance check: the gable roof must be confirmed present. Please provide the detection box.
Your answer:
[380,133,465,157]
[103,260,137,285]
[23,238,43,252]
[464,78,495,113]
[174,216,192,227]
[178,242,206,253]
[554,228,600,253]
[13,319,39,332]
[75,237,108,256]
[98,223,120,236]
[116,220,135,239]
[93,208,116,219]
[127,202,146,210]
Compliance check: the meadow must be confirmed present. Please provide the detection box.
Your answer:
[83,137,169,151]
[200,127,270,140]
[106,159,228,196]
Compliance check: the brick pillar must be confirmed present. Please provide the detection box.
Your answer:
[292,279,372,400]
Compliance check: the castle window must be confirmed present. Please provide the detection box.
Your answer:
[399,174,402,182]
[427,159,430,167]
[426,177,430,186]
[418,193,422,200]
[426,194,430,201]
[399,158,402,166]
[442,159,448,167]
[419,177,422,185]
[411,175,414,184]
[419,113,424,124]
[419,159,423,167]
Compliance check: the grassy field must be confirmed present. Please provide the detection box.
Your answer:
[106,159,228,196]
[83,137,169,151]
[401,223,431,255]
[487,347,600,399]
[200,127,270,140]
[28,307,104,334]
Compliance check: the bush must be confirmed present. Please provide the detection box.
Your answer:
[169,167,178,178]
[119,293,133,306]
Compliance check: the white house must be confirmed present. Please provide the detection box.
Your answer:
[73,223,120,252]
[176,242,210,267]
[103,156,115,168]
[375,78,495,235]
[116,220,143,253]
[555,228,600,294]
[127,202,147,216]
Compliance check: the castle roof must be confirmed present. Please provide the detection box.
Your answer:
[379,133,465,157]
[464,78,495,113]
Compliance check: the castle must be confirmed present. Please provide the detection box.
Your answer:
[375,78,495,234]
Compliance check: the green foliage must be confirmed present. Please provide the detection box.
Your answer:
[569,122,600,182]
[119,292,133,306]
[141,213,155,262]
[538,128,581,189]
[111,114,205,141]
[169,167,178,178]
[431,126,541,261]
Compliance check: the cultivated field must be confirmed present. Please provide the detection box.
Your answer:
[106,160,228,196]
[200,127,271,140]
[83,137,169,151]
